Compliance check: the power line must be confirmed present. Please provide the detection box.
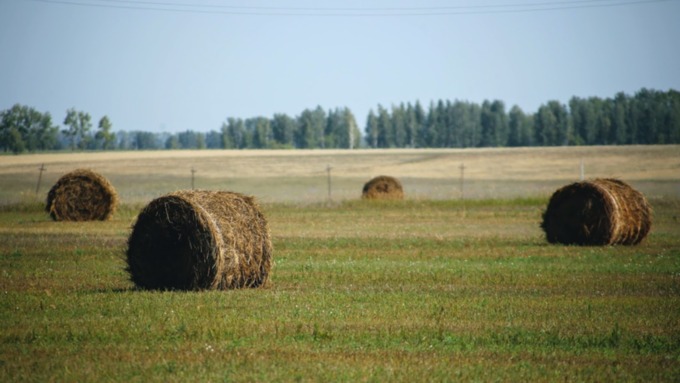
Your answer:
[24,0,678,16]
[28,0,669,11]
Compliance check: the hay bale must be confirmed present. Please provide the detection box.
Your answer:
[362,175,404,200]
[126,190,272,290]
[45,169,118,221]
[541,178,652,245]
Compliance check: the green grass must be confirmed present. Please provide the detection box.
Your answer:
[1,199,679,382]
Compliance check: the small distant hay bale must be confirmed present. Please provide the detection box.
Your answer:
[362,175,404,200]
[126,190,272,290]
[45,169,118,221]
[541,178,652,246]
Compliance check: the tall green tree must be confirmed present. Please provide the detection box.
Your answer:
[205,130,222,149]
[296,109,317,149]
[294,107,326,149]
[376,105,392,148]
[325,108,342,149]
[440,100,454,147]
[419,102,439,148]
[222,118,246,149]
[479,100,508,147]
[469,103,482,147]
[632,88,661,144]
[344,107,361,149]
[24,107,56,151]
[38,112,59,151]
[177,130,205,149]
[271,113,296,148]
[0,124,25,154]
[507,105,531,147]
[165,134,180,149]
[444,101,458,147]
[0,104,58,153]
[391,104,407,148]
[653,89,680,144]
[404,103,417,148]
[365,110,378,148]
[666,89,680,143]
[569,97,594,144]
[0,105,26,153]
[412,101,427,148]
[610,92,629,144]
[447,101,465,148]
[311,106,327,148]
[63,108,92,150]
[95,116,116,150]
[480,100,494,147]
[324,107,359,149]
[116,131,132,150]
[452,101,481,148]
[492,100,509,146]
[594,98,612,145]
[534,101,568,146]
[433,100,448,147]
[250,117,272,149]
[134,131,159,149]
[444,100,461,148]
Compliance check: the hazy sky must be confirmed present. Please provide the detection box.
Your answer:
[2,0,679,133]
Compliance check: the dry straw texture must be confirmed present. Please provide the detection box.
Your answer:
[362,175,404,200]
[126,190,272,290]
[45,169,118,221]
[541,178,652,246]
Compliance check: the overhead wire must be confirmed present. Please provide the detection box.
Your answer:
[23,0,678,16]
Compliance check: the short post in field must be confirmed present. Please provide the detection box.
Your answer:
[580,158,585,181]
[191,167,196,190]
[36,163,46,195]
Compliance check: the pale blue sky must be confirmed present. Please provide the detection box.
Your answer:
[1,0,679,133]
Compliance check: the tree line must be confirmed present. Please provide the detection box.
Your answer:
[0,105,361,153]
[366,88,680,148]
[1,88,678,154]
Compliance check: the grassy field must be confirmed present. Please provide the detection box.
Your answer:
[1,145,679,204]
[1,146,679,381]
[0,196,679,381]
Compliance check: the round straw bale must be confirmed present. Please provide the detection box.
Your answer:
[126,190,272,290]
[45,169,118,221]
[362,175,404,200]
[541,178,652,246]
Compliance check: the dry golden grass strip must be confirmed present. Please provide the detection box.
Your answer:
[541,178,652,245]
[45,169,118,221]
[362,175,404,200]
[126,190,272,290]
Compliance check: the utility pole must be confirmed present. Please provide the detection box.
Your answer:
[36,163,46,195]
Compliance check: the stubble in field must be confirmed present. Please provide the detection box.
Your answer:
[1,145,678,204]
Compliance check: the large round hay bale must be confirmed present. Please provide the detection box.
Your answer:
[126,190,272,290]
[541,178,652,246]
[45,169,118,221]
[362,175,404,200]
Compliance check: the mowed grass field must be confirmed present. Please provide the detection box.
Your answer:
[1,146,679,381]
